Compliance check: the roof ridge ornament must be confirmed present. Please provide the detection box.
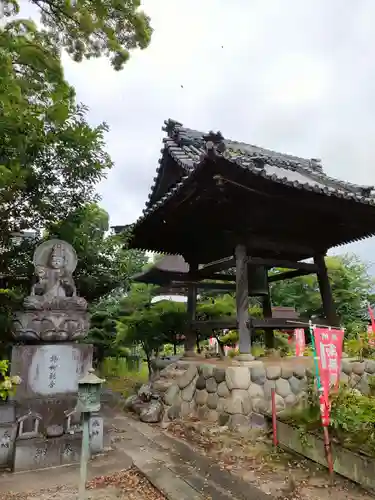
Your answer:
[250,155,266,170]
[360,186,374,197]
[203,130,226,157]
[309,158,323,172]
[162,119,183,137]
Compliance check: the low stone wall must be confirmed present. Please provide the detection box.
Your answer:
[277,420,375,491]
[340,359,375,394]
[154,360,309,429]
[151,358,375,429]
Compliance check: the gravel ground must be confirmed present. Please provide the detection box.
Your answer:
[166,420,375,500]
[0,468,165,500]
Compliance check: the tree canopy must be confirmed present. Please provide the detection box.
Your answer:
[115,284,187,373]
[111,254,375,366]
[271,254,374,334]
[0,18,112,254]
[0,0,154,358]
[47,203,147,302]
[1,0,152,70]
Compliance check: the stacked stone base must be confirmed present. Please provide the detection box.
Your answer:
[340,359,375,393]
[14,434,82,471]
[0,402,17,470]
[7,343,105,472]
[127,358,375,430]
[153,360,310,430]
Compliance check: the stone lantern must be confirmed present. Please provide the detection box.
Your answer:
[76,368,105,414]
[76,368,105,499]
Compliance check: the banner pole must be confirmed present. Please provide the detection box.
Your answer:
[271,388,278,447]
[287,320,342,329]
[309,321,334,481]
[309,321,321,388]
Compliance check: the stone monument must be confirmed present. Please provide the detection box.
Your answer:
[9,239,102,472]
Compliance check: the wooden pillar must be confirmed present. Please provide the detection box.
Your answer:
[262,291,275,349]
[314,253,339,326]
[235,244,253,358]
[184,263,198,356]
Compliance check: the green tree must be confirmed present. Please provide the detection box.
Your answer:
[1,208,147,360]
[115,289,263,366]
[85,309,128,368]
[1,19,78,250]
[47,203,147,302]
[0,22,112,255]
[1,20,113,282]
[115,284,187,374]
[1,0,152,70]
[270,254,374,334]
[1,1,150,351]
[196,295,264,355]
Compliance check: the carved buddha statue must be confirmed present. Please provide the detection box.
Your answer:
[13,239,89,342]
[32,242,76,299]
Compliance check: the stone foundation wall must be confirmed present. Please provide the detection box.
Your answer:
[153,358,375,429]
[154,361,309,429]
[340,359,375,394]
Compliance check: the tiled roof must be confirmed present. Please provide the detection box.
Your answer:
[139,118,375,226]
[133,255,189,284]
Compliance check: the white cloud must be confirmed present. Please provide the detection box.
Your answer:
[262,54,333,108]
[19,0,375,267]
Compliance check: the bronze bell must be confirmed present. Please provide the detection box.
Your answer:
[248,265,269,296]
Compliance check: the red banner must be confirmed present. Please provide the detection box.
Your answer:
[313,327,344,426]
[318,393,330,426]
[294,328,305,356]
[367,325,375,348]
[368,305,375,347]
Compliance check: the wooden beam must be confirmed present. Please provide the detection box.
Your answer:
[248,256,317,271]
[167,280,268,294]
[268,269,314,282]
[246,236,315,257]
[191,318,237,329]
[314,254,339,327]
[252,318,302,329]
[199,257,235,276]
[134,270,235,284]
[168,281,236,291]
[195,271,235,281]
[198,256,317,281]
[191,317,306,331]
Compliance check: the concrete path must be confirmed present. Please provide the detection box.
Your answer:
[0,448,133,493]
[0,411,272,500]
[110,413,272,500]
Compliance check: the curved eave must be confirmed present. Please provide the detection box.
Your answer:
[130,151,375,239]
[132,268,176,286]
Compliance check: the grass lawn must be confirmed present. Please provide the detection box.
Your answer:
[101,357,149,398]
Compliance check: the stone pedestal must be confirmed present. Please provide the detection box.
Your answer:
[14,433,82,472]
[0,402,17,470]
[234,353,255,363]
[9,239,107,472]
[10,343,94,471]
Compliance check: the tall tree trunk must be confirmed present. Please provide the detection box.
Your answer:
[196,334,201,354]
[143,342,152,380]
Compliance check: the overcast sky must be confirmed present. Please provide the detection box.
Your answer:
[26,0,375,266]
